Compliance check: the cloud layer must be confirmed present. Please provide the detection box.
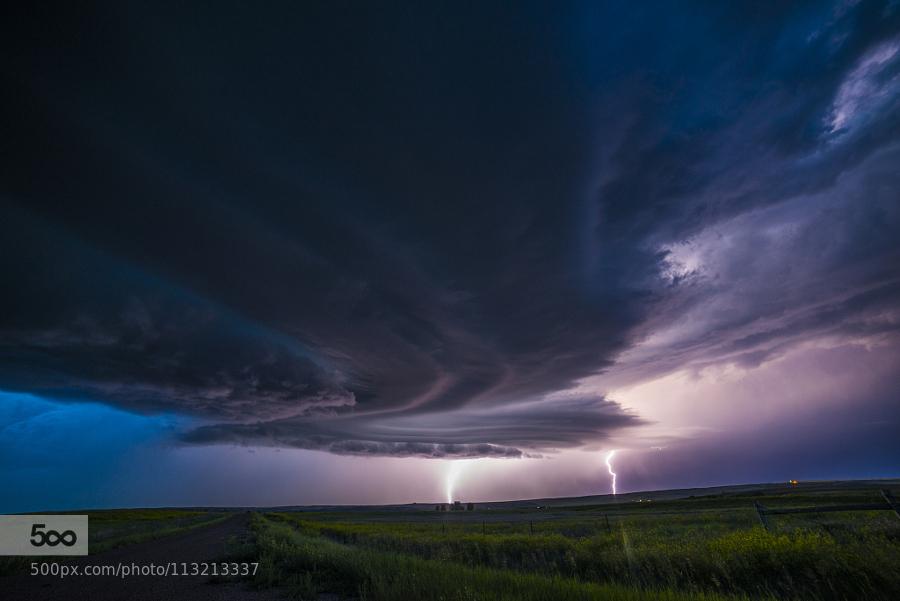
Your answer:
[1,1,899,462]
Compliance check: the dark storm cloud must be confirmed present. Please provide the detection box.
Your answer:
[599,140,900,389]
[574,1,900,388]
[183,395,641,457]
[1,2,899,458]
[0,206,356,421]
[183,425,529,459]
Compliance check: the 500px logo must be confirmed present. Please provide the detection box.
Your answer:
[0,515,88,555]
[29,523,78,547]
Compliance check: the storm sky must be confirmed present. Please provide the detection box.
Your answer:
[2,1,899,511]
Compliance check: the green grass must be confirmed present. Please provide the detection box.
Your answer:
[264,512,899,600]
[4,483,897,599]
[250,514,753,601]
[246,485,900,601]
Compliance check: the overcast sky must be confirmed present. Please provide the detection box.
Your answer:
[2,1,899,511]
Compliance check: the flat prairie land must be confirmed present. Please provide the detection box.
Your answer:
[3,480,899,600]
[246,480,900,601]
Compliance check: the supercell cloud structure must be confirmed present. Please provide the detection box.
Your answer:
[1,2,899,467]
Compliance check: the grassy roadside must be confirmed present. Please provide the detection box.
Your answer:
[249,513,760,601]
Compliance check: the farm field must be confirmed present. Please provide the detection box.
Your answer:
[244,480,900,601]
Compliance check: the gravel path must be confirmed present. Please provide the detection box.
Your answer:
[1,513,283,601]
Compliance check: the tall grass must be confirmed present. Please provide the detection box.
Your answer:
[270,511,900,600]
[251,515,753,601]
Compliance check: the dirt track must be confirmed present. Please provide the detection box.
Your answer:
[1,513,283,601]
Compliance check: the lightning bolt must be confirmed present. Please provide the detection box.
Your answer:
[445,459,471,504]
[605,450,617,495]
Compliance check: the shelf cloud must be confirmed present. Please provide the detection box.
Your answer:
[1,1,899,468]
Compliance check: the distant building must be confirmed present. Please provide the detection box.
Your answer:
[436,503,448,511]
[451,500,463,511]
[466,503,474,511]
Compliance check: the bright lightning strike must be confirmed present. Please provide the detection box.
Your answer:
[445,459,471,504]
[605,450,617,495]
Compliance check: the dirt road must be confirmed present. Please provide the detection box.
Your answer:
[1,513,283,601]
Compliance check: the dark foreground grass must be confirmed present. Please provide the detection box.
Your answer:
[250,514,758,601]
[264,502,900,601]
[272,514,900,601]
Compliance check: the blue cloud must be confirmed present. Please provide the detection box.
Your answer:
[0,391,179,512]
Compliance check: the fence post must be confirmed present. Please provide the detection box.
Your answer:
[754,501,770,531]
[881,489,900,520]
[605,514,611,534]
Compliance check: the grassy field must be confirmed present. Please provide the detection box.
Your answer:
[245,515,751,601]
[3,481,897,599]
[242,481,900,601]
